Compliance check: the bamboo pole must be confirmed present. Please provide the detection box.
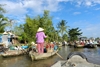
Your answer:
[55,52,63,59]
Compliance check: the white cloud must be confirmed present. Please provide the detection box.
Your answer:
[76,1,82,7]
[70,0,100,7]
[55,17,60,20]
[0,0,100,38]
[71,21,100,38]
[93,0,100,4]
[0,1,27,16]
[84,1,92,6]
[82,24,100,38]
[0,0,100,16]
[0,0,63,25]
[74,21,100,38]
[73,12,81,15]
[0,0,62,16]
[95,7,100,10]
[22,0,44,14]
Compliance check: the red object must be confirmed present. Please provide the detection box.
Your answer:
[50,44,54,48]
[46,44,50,48]
[80,42,84,46]
[46,43,54,48]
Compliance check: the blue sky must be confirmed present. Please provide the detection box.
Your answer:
[0,0,100,38]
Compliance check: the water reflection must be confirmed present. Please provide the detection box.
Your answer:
[0,46,100,67]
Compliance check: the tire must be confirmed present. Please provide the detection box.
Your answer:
[67,52,87,61]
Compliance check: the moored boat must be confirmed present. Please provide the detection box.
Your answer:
[29,50,58,61]
[58,44,63,47]
[51,52,100,67]
[96,43,100,46]
[74,44,84,48]
[1,49,28,57]
[84,44,97,48]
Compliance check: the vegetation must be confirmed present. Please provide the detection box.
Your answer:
[18,10,59,43]
[68,27,82,41]
[57,20,69,41]
[0,4,83,43]
[0,4,8,33]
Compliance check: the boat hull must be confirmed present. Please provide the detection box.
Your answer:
[29,50,58,61]
[1,49,27,57]
[74,45,84,48]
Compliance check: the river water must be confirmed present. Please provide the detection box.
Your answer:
[0,46,100,67]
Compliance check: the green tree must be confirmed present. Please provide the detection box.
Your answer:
[23,15,38,43]
[62,34,68,41]
[68,27,82,41]
[95,37,100,41]
[57,20,69,41]
[21,10,57,43]
[14,25,24,35]
[0,4,8,33]
[6,19,17,33]
[38,10,54,42]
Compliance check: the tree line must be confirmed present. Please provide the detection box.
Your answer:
[0,4,83,44]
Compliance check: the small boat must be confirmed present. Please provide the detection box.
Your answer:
[0,52,4,56]
[51,52,100,67]
[74,44,84,48]
[96,43,100,46]
[84,44,97,48]
[29,50,58,61]
[58,44,62,47]
[1,49,28,57]
[0,43,9,54]
[0,43,4,45]
[68,42,75,47]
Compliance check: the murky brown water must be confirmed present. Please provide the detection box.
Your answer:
[0,46,100,67]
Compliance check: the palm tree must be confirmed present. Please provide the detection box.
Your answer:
[0,23,6,33]
[7,19,16,32]
[0,14,7,33]
[57,20,69,41]
[0,4,8,33]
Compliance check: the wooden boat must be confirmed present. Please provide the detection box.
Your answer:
[0,52,3,56]
[29,50,58,61]
[0,43,9,53]
[51,52,100,67]
[68,42,75,47]
[84,44,97,48]
[1,49,28,57]
[74,44,84,48]
[58,44,62,47]
[96,43,100,46]
[0,43,5,46]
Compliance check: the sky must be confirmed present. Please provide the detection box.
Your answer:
[0,0,100,38]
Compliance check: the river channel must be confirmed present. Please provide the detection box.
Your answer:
[0,46,100,67]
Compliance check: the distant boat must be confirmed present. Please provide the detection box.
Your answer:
[84,44,97,48]
[74,44,84,48]
[96,43,100,46]
[58,44,62,47]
